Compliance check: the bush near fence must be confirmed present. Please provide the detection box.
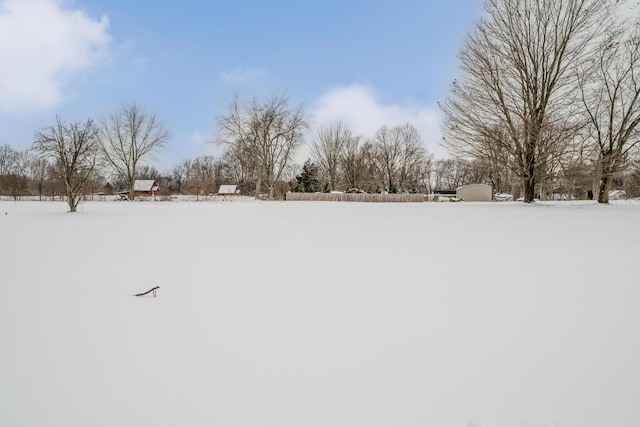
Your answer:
[285,192,426,203]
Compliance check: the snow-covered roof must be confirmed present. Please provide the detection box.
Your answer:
[609,190,626,200]
[134,180,156,192]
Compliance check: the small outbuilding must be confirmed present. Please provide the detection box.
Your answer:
[456,184,492,202]
[217,185,239,195]
[133,180,159,197]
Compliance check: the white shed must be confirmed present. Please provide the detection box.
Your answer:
[456,184,492,202]
[217,185,239,195]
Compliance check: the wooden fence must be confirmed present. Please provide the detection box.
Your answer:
[285,192,426,203]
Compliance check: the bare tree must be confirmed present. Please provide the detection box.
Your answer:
[580,20,640,203]
[623,150,640,196]
[7,150,30,200]
[28,155,48,200]
[0,144,15,177]
[32,117,99,212]
[217,93,308,199]
[358,141,381,192]
[442,0,615,202]
[169,160,189,194]
[222,145,257,195]
[311,122,356,191]
[0,144,16,195]
[371,123,429,193]
[339,133,364,190]
[395,124,432,192]
[0,147,31,200]
[430,158,471,191]
[180,155,224,196]
[100,102,169,200]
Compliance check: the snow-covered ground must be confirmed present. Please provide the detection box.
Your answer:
[1,200,639,427]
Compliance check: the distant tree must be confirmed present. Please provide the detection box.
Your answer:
[136,164,161,180]
[394,124,431,192]
[6,150,30,200]
[430,158,469,191]
[28,155,48,200]
[293,160,321,193]
[169,162,187,193]
[0,147,31,199]
[222,145,257,195]
[579,20,640,203]
[311,122,357,191]
[0,144,16,196]
[0,144,15,177]
[82,169,107,199]
[192,155,223,195]
[371,123,429,193]
[623,152,640,197]
[358,141,381,192]
[32,117,100,212]
[217,93,308,199]
[178,155,224,196]
[339,133,364,190]
[442,0,616,202]
[99,102,169,200]
[177,158,195,194]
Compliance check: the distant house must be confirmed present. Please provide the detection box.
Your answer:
[456,184,492,202]
[134,180,159,197]
[217,185,239,195]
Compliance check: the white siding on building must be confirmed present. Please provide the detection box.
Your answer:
[456,184,492,202]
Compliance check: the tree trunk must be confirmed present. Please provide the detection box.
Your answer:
[523,176,536,203]
[129,179,135,201]
[597,154,616,204]
[254,174,262,200]
[67,191,77,212]
[597,176,611,203]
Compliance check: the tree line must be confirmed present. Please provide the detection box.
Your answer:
[2,92,640,210]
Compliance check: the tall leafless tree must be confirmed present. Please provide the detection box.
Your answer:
[217,93,308,199]
[100,102,169,200]
[339,132,364,190]
[32,117,100,212]
[0,144,16,195]
[0,147,31,200]
[311,122,357,191]
[0,144,15,177]
[222,145,257,195]
[28,155,48,201]
[371,123,429,193]
[180,155,224,196]
[580,19,640,203]
[442,0,615,202]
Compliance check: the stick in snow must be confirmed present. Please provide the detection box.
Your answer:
[134,286,159,297]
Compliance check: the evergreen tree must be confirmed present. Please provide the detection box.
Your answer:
[294,160,321,192]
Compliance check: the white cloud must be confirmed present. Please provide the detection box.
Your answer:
[0,0,110,113]
[221,66,268,85]
[310,84,446,158]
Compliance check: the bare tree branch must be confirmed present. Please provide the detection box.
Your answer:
[99,103,169,200]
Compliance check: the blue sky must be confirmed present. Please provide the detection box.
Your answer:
[0,0,484,170]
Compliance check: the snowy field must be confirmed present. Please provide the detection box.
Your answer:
[1,199,639,427]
